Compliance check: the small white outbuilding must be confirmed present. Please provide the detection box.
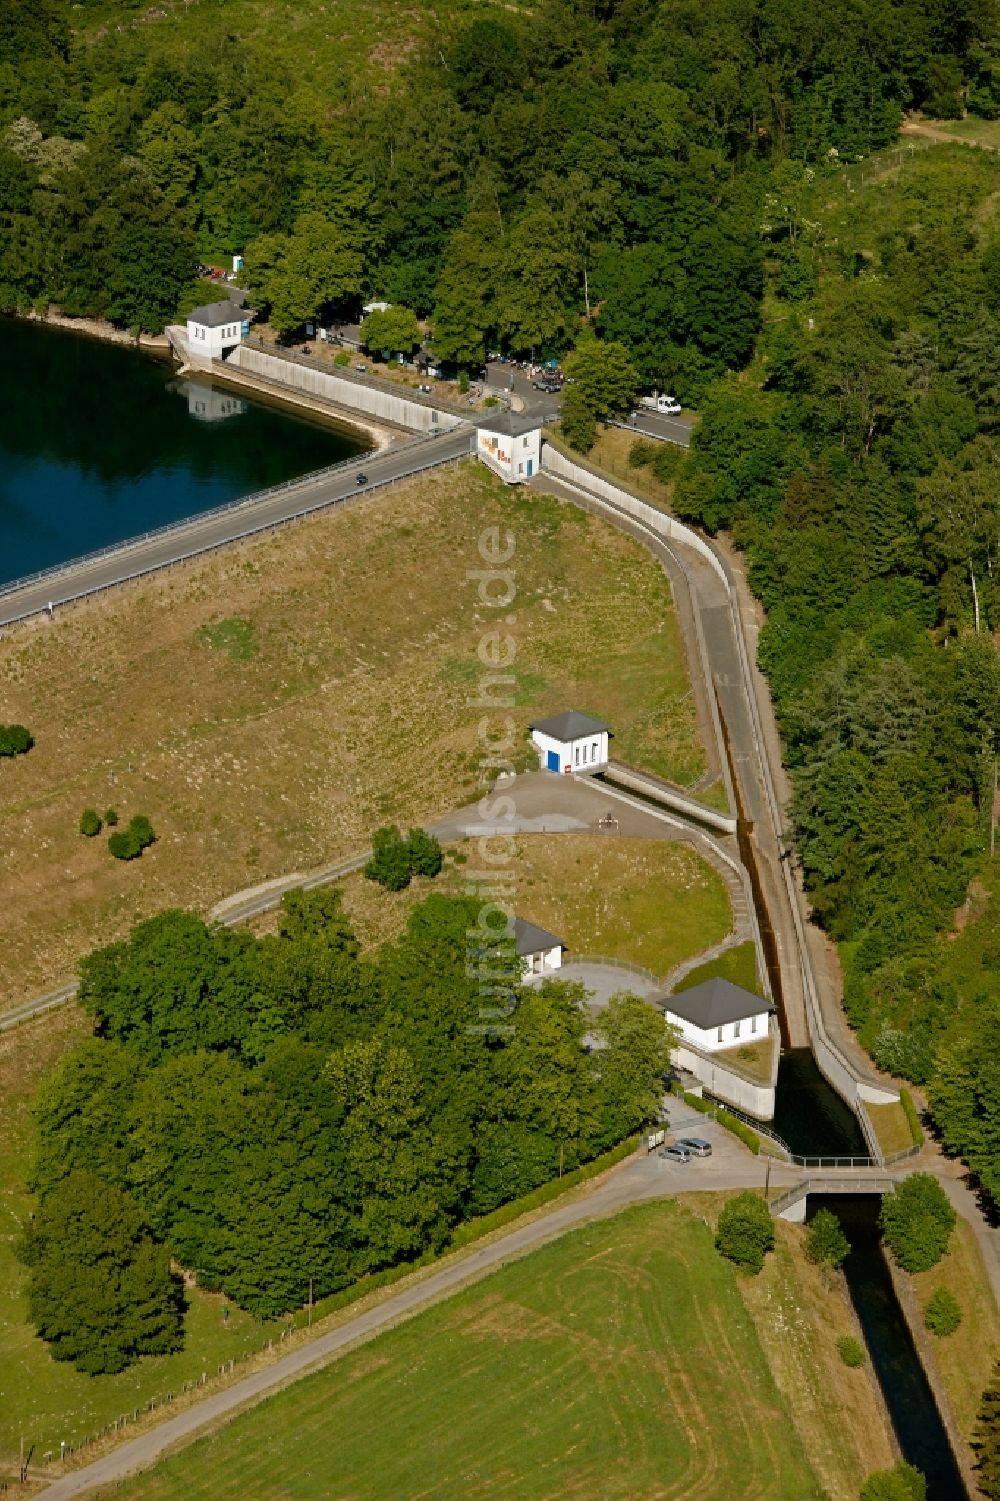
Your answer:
[475,412,542,485]
[512,917,565,980]
[530,710,611,775]
[662,978,773,1053]
[186,301,248,361]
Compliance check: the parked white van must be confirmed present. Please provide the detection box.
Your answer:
[656,394,682,414]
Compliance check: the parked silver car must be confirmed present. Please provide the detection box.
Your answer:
[676,1137,712,1158]
[658,1144,693,1164]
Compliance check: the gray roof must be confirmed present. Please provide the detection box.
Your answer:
[511,917,564,957]
[474,409,543,438]
[663,978,771,1030]
[530,710,611,742]
[188,301,244,329]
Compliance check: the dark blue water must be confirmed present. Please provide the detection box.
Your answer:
[0,319,366,586]
[772,1048,867,1157]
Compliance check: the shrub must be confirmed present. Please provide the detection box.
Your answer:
[859,1461,926,1501]
[365,826,444,889]
[457,370,469,394]
[973,1360,1000,1501]
[108,815,156,861]
[407,827,443,879]
[628,439,659,469]
[105,808,119,826]
[806,1207,851,1269]
[924,1286,962,1337]
[79,809,102,837]
[714,1191,775,1274]
[880,1173,956,1272]
[0,722,33,756]
[838,1334,866,1367]
[365,825,413,891]
[333,350,351,367]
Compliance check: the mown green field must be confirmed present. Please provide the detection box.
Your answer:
[108,1201,822,1501]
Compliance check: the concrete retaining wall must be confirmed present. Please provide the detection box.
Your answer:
[604,761,737,834]
[230,346,464,434]
[541,442,729,583]
[675,1045,776,1119]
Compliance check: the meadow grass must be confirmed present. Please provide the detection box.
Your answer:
[104,1200,826,1501]
[671,939,759,996]
[0,461,704,1009]
[332,833,732,978]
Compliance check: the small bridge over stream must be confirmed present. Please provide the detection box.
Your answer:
[770,1173,904,1222]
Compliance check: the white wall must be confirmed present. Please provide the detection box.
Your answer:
[667,1007,771,1053]
[230,345,464,434]
[187,318,243,361]
[531,728,608,773]
[521,945,563,980]
[477,426,540,484]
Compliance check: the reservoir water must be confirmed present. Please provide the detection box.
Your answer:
[0,319,366,587]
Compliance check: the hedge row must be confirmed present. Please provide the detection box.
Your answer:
[900,1088,925,1149]
[671,1085,762,1156]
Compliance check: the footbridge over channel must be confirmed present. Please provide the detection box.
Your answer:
[770,1173,904,1222]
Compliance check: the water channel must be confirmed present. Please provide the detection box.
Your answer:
[0,318,366,588]
[775,1057,964,1497]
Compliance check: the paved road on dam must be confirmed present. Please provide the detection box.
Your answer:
[0,425,472,629]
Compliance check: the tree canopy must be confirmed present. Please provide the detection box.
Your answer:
[28,885,672,1361]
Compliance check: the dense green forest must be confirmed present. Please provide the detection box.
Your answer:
[1,0,998,398]
[23,888,670,1370]
[671,145,1000,1196]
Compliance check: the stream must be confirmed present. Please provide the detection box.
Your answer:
[776,1057,965,1498]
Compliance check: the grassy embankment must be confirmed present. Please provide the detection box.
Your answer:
[297,833,733,980]
[0,462,706,1010]
[101,1199,895,1501]
[910,1217,1000,1442]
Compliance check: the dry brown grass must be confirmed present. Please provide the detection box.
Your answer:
[332,833,732,976]
[579,425,679,511]
[0,462,704,1009]
[910,1217,1000,1439]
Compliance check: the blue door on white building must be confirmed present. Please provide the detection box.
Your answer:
[526,459,533,477]
[546,749,560,772]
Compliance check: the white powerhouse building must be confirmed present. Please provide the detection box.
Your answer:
[662,978,773,1052]
[186,301,248,360]
[530,711,610,774]
[475,412,542,484]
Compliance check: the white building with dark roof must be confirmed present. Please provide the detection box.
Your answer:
[475,411,542,484]
[530,711,610,774]
[662,978,773,1052]
[512,917,565,979]
[185,301,248,361]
